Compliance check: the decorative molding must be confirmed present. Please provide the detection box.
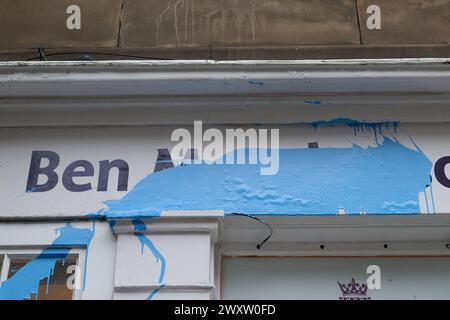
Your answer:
[112,211,224,243]
[0,59,449,126]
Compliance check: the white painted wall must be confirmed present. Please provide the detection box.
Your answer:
[1,124,450,217]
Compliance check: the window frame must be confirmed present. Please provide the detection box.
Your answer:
[0,248,86,300]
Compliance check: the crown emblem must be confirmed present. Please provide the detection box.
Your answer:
[337,278,371,300]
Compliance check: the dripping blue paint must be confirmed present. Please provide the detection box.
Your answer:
[310,118,399,132]
[132,219,165,300]
[103,120,431,218]
[304,100,322,105]
[100,118,432,301]
[248,80,264,86]
[0,224,94,300]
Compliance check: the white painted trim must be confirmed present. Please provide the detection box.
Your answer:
[220,242,450,257]
[115,283,215,292]
[0,254,10,284]
[1,58,449,127]
[161,210,224,218]
[1,58,449,67]
[72,248,86,300]
[113,219,222,233]
[112,211,224,244]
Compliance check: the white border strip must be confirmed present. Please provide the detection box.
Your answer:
[0,58,449,68]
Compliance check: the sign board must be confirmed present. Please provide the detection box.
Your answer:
[1,122,450,218]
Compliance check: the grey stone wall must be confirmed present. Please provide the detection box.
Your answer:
[0,0,449,58]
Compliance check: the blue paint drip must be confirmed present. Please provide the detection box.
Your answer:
[310,118,362,130]
[0,224,94,300]
[430,185,437,214]
[310,118,399,135]
[132,219,148,232]
[304,100,322,105]
[108,220,116,232]
[424,188,430,214]
[248,80,264,86]
[104,137,431,217]
[132,220,166,300]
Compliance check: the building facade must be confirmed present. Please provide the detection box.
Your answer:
[1,59,450,299]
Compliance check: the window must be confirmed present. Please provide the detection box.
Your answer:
[0,249,84,300]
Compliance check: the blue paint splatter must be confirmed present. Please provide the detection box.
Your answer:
[310,118,399,136]
[104,138,431,218]
[248,80,264,86]
[97,119,432,301]
[309,118,400,146]
[108,220,117,232]
[132,219,166,300]
[304,100,322,105]
[147,284,165,299]
[310,118,362,129]
[0,224,94,300]
[430,184,437,214]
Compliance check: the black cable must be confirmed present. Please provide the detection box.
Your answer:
[37,47,47,61]
[26,51,176,61]
[231,213,273,249]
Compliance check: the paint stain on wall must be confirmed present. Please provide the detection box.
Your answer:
[132,219,165,300]
[103,130,431,218]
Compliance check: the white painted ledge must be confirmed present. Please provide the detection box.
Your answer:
[112,211,224,240]
[1,58,449,67]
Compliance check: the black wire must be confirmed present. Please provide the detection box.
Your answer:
[231,213,273,250]
[26,51,176,61]
[37,47,47,61]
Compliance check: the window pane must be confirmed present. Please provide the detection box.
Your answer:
[8,254,77,300]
